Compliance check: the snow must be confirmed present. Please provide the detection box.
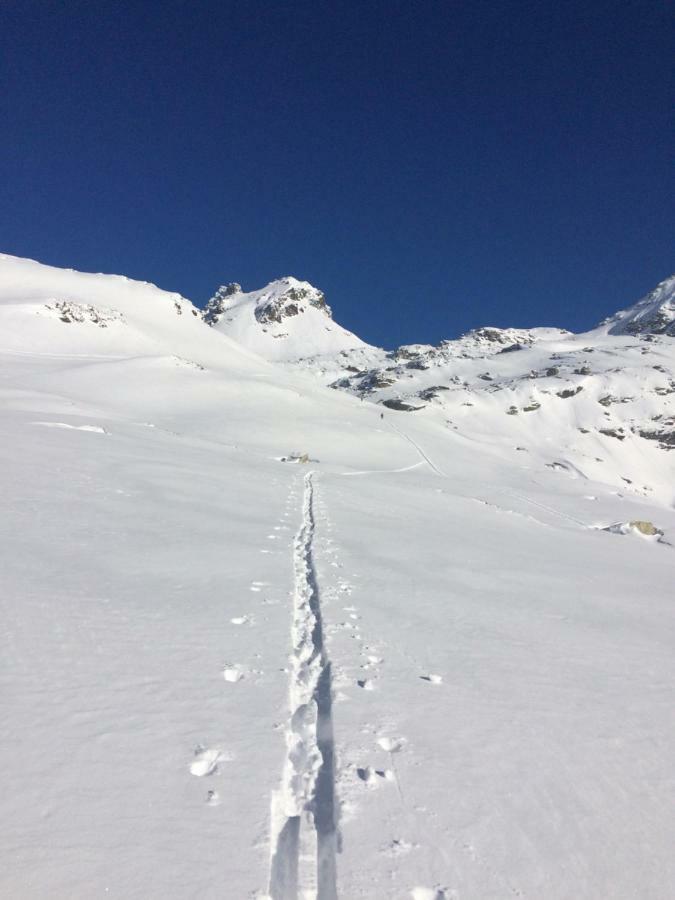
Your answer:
[201,270,675,503]
[1,254,674,899]
[205,276,373,362]
[603,273,675,336]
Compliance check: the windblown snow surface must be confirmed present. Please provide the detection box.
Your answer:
[1,254,674,899]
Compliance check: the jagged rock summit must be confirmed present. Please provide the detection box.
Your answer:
[602,273,675,336]
[203,275,371,361]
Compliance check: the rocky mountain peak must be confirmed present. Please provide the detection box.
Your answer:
[202,276,367,362]
[253,278,333,325]
[202,283,242,325]
[203,277,332,328]
[603,274,675,337]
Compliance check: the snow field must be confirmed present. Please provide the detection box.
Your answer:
[1,254,674,898]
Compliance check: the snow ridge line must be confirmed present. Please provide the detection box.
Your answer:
[268,472,338,900]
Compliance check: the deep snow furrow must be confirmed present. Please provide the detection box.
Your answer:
[269,473,338,900]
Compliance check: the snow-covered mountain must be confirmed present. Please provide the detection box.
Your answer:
[204,276,373,362]
[602,272,675,336]
[0,251,267,370]
[2,253,675,900]
[204,271,675,501]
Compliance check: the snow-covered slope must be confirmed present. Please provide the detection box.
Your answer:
[205,272,675,504]
[2,254,675,900]
[602,273,675,336]
[0,252,267,368]
[204,276,374,362]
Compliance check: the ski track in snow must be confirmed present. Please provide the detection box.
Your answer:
[387,422,445,477]
[268,472,338,900]
[341,460,425,477]
[30,420,107,433]
[499,487,589,528]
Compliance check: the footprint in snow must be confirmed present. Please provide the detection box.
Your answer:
[356,766,395,787]
[364,654,384,668]
[250,581,269,592]
[190,746,223,777]
[357,679,375,691]
[381,838,416,857]
[377,736,405,754]
[223,665,244,683]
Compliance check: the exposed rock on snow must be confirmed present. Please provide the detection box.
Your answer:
[630,520,663,536]
[202,282,242,324]
[203,276,369,361]
[638,427,675,450]
[602,274,675,336]
[382,398,424,412]
[44,299,123,326]
[602,520,664,538]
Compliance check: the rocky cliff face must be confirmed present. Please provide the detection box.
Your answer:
[253,283,331,325]
[203,282,242,325]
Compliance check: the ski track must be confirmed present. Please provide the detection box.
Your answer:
[341,461,425,477]
[499,488,588,528]
[268,472,338,900]
[387,422,445,477]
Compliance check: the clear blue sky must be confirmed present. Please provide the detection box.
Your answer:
[1,0,673,347]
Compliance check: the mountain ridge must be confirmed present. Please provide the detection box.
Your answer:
[200,268,675,502]
[1,251,673,502]
[203,269,675,353]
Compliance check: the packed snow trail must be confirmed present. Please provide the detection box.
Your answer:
[269,473,338,900]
